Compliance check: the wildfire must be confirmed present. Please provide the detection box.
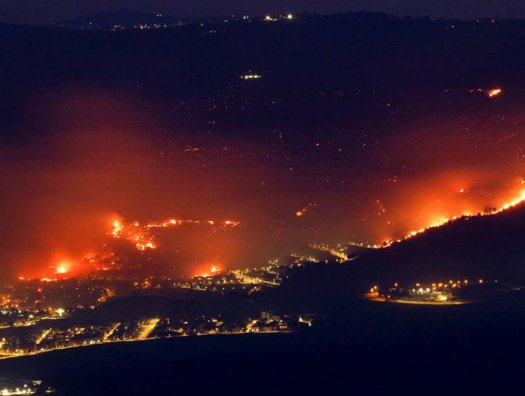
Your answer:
[18,257,76,282]
[144,218,240,229]
[111,219,156,251]
[380,188,525,248]
[55,265,69,274]
[194,264,225,277]
[111,216,240,251]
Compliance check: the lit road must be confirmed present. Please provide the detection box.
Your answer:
[35,329,52,345]
[136,318,159,340]
[103,323,121,341]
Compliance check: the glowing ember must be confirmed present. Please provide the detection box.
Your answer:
[487,88,502,98]
[40,278,57,282]
[55,265,68,274]
[295,202,317,217]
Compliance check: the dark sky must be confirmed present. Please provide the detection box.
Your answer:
[0,0,524,25]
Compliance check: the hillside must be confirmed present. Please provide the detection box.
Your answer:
[267,201,525,312]
[55,10,186,30]
[352,202,525,287]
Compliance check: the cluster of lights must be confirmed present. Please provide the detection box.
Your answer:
[408,278,488,293]
[309,243,348,261]
[264,14,293,22]
[0,385,35,396]
[0,311,296,360]
[369,278,494,305]
[240,74,262,80]
[371,278,491,295]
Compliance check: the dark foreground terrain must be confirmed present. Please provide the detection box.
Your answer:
[1,297,524,395]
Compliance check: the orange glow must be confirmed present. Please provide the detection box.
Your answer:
[194,264,225,277]
[379,187,525,248]
[487,88,503,98]
[8,86,525,284]
[295,202,317,217]
[54,259,73,275]
[110,216,240,251]
[18,213,241,281]
[111,217,157,251]
[40,277,58,282]
[55,265,69,274]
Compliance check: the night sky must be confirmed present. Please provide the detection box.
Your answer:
[0,0,524,25]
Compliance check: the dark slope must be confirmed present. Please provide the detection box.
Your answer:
[55,11,185,30]
[354,202,525,287]
[265,202,525,313]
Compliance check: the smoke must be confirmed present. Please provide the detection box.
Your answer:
[0,90,196,276]
[2,86,525,279]
[0,87,296,278]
